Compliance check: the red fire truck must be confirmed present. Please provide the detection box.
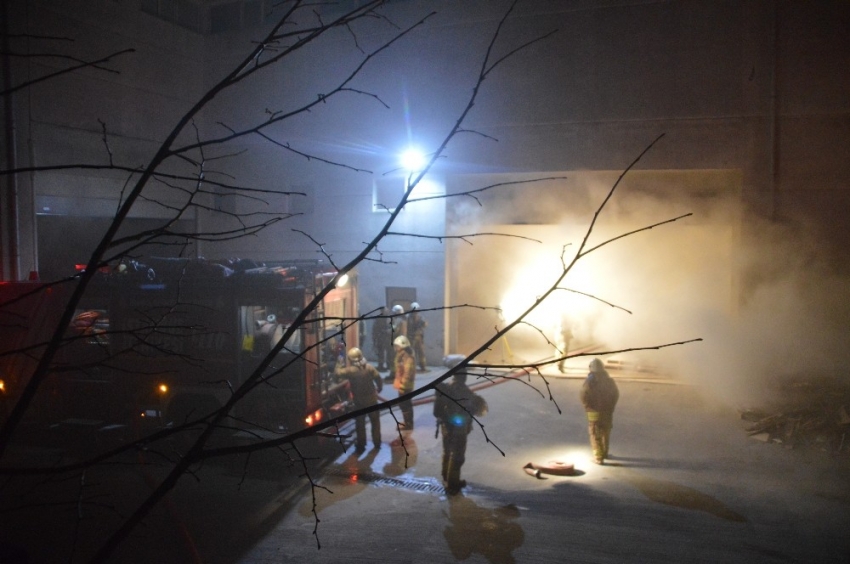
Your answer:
[0,258,358,443]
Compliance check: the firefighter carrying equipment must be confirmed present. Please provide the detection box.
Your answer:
[523,461,576,479]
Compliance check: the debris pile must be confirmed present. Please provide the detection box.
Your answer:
[739,377,850,455]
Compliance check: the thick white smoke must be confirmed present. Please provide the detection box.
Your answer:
[447,171,850,408]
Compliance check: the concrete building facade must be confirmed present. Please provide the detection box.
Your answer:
[2,0,849,367]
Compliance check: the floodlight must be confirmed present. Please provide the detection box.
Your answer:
[400,147,426,172]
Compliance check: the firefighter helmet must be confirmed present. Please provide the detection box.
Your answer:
[410,302,420,311]
[589,358,605,373]
[392,304,404,314]
[347,347,364,363]
[393,335,411,348]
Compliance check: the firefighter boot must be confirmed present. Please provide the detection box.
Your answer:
[445,453,465,495]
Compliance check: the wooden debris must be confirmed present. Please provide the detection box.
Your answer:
[739,378,850,454]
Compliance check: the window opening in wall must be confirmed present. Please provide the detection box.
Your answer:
[373,177,406,213]
[385,287,417,313]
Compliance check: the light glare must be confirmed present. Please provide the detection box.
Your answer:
[400,148,426,172]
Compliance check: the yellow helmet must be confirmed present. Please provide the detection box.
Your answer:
[347,347,364,363]
[393,335,411,348]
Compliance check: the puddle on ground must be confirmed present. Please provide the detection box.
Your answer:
[444,496,525,564]
[620,469,747,522]
[298,440,440,516]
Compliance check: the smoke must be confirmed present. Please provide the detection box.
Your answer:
[448,171,850,407]
[662,228,850,407]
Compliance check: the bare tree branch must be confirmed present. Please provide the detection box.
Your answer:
[0,48,135,97]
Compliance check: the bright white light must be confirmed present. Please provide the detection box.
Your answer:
[400,147,426,172]
[336,273,349,288]
[496,246,603,363]
[499,253,596,326]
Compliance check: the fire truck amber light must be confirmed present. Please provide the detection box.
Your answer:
[305,408,324,426]
[0,380,6,393]
[157,384,168,394]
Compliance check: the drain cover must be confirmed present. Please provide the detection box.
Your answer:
[324,466,446,494]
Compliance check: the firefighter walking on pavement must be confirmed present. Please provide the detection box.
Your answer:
[434,370,488,495]
[580,358,619,464]
[335,347,384,452]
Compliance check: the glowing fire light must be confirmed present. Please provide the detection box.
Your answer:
[499,252,599,335]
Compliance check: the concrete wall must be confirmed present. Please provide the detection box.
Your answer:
[2,1,848,366]
[2,0,208,279]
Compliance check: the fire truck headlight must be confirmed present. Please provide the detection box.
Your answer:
[157,383,168,394]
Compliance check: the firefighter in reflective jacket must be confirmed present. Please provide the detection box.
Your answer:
[392,335,417,432]
[335,347,383,452]
[580,358,619,464]
[434,372,488,495]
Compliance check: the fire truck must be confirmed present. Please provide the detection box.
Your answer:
[0,258,358,443]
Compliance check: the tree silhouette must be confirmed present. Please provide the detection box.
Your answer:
[0,1,699,561]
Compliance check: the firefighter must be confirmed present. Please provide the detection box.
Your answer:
[335,347,384,452]
[385,304,408,383]
[371,306,392,372]
[390,304,407,344]
[407,302,429,372]
[434,371,488,495]
[391,335,417,434]
[579,358,619,464]
[556,317,573,374]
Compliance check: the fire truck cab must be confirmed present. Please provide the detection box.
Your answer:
[0,258,358,443]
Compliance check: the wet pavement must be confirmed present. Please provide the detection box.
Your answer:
[233,361,850,564]
[3,360,849,563]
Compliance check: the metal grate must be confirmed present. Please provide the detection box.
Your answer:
[324,466,446,494]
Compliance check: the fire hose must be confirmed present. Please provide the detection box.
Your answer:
[522,460,575,479]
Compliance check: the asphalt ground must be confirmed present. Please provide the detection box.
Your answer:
[3,359,848,563]
[232,360,850,564]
